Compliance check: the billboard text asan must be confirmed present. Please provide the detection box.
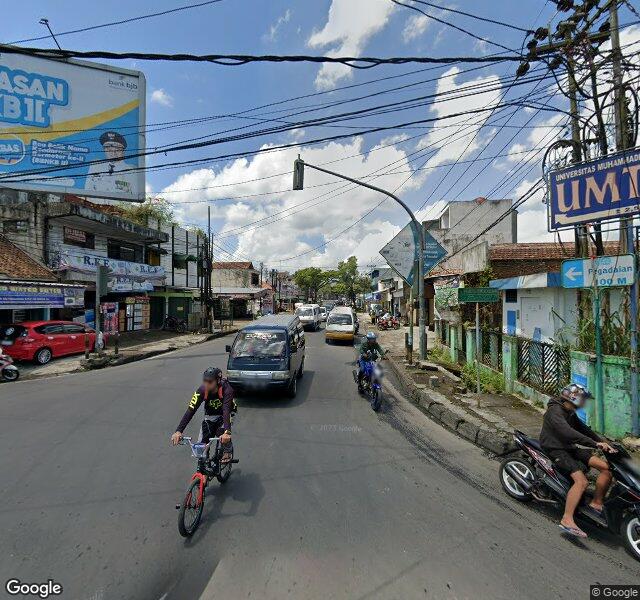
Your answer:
[0,51,145,201]
[548,149,640,229]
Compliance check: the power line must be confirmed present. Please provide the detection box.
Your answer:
[8,0,226,45]
[0,44,532,67]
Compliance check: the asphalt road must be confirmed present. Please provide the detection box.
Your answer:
[0,327,638,600]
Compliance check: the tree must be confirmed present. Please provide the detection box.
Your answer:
[118,197,176,227]
[329,256,371,305]
[292,267,327,302]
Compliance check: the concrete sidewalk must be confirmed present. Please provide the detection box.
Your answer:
[376,324,550,454]
[14,327,241,382]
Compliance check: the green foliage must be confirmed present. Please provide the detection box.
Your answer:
[327,256,370,303]
[428,345,456,368]
[293,267,328,302]
[461,361,505,394]
[118,197,176,227]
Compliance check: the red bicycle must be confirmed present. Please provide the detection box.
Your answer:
[175,435,238,537]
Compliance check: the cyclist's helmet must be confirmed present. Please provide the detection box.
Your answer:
[203,367,222,382]
[366,331,377,341]
[561,383,593,406]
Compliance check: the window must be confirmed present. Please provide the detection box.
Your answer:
[147,249,161,266]
[505,289,518,303]
[63,227,95,249]
[63,324,85,334]
[35,324,64,335]
[2,219,28,234]
[231,331,287,358]
[251,272,259,286]
[108,239,143,263]
[327,313,352,325]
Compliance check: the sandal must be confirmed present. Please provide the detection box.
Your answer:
[559,523,588,538]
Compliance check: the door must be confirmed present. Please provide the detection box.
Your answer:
[149,296,165,329]
[521,297,553,341]
[36,324,68,357]
[63,323,87,354]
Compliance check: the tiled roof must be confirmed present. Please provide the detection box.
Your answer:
[212,261,255,270]
[0,235,57,281]
[489,241,620,261]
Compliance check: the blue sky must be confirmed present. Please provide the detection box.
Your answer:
[3,0,639,269]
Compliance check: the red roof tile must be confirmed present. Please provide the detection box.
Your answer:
[0,235,57,281]
[489,241,620,261]
[212,261,255,270]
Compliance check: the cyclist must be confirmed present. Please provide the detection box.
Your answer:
[171,367,236,463]
[357,331,385,390]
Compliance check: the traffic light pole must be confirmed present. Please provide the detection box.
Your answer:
[293,159,427,360]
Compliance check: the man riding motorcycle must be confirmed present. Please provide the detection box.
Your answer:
[357,332,385,391]
[539,383,616,538]
[171,367,236,462]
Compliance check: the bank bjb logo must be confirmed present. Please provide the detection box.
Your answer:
[0,137,25,165]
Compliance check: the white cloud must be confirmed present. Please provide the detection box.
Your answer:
[416,67,502,179]
[150,89,174,108]
[402,14,430,43]
[307,0,394,90]
[263,9,291,43]
[161,136,422,268]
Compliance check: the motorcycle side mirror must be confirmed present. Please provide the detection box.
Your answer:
[225,345,231,352]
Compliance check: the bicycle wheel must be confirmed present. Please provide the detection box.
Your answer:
[178,478,204,537]
[217,446,234,484]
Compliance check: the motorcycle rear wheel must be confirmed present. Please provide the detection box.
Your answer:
[499,457,533,502]
[370,388,382,412]
[2,368,19,381]
[622,513,640,562]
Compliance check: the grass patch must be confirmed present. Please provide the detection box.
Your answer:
[461,362,505,394]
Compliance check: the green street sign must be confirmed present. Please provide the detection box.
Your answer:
[457,287,500,303]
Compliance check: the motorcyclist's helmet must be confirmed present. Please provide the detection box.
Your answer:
[366,331,377,342]
[203,367,222,383]
[561,383,593,407]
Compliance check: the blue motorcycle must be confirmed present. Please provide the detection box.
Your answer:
[353,351,383,412]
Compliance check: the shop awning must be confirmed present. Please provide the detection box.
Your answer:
[212,287,267,299]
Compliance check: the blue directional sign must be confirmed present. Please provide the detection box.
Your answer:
[423,230,447,274]
[549,149,640,230]
[561,255,636,289]
[379,224,447,286]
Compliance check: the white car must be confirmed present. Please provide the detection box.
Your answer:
[295,304,321,331]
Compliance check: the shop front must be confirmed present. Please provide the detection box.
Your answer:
[0,281,86,325]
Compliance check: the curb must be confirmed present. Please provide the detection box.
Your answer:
[20,329,239,381]
[385,354,515,456]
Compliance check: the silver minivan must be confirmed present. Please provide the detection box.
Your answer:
[295,304,321,331]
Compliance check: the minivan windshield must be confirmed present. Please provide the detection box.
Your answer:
[295,307,313,317]
[231,331,286,358]
[327,313,352,326]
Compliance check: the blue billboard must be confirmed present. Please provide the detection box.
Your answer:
[548,149,640,230]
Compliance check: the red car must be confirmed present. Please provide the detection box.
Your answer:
[0,321,100,365]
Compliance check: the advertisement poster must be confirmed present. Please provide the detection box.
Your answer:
[0,282,84,308]
[0,50,145,201]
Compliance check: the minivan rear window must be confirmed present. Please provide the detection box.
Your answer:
[0,325,26,341]
[232,331,287,358]
[295,308,313,317]
[327,313,352,325]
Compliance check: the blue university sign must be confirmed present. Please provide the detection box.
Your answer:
[548,149,640,230]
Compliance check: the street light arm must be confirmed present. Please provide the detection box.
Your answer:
[302,161,420,229]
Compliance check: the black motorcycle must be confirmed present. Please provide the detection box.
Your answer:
[163,315,187,333]
[499,430,640,561]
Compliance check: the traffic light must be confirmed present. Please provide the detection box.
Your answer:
[293,157,305,191]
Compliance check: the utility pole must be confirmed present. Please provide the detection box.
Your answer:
[609,0,639,435]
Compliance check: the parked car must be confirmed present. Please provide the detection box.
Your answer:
[325,306,357,344]
[295,304,322,331]
[318,306,328,322]
[225,314,305,398]
[0,321,100,365]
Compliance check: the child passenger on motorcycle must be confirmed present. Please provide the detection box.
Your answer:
[540,383,617,538]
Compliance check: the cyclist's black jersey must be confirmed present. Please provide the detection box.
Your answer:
[176,379,236,433]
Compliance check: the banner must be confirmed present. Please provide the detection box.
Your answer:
[56,251,165,292]
[0,51,145,201]
[548,149,640,229]
[0,282,84,308]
